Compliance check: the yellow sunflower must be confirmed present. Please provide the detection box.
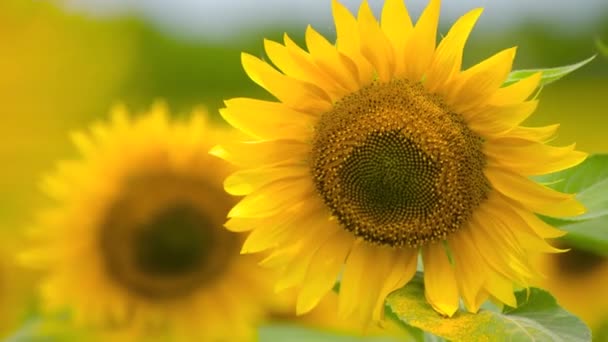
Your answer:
[23,103,271,340]
[212,0,587,323]
[534,247,608,331]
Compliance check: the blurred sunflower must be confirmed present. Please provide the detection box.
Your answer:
[534,247,608,331]
[23,104,270,340]
[0,237,33,338]
[213,0,587,322]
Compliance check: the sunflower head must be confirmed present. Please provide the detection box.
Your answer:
[215,0,587,324]
[23,103,272,340]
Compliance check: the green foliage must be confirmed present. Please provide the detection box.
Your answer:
[385,274,591,342]
[505,55,596,87]
[596,38,608,57]
[537,154,608,254]
[258,325,404,342]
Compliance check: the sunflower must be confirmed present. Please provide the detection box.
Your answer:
[213,0,587,323]
[22,103,272,340]
[534,247,608,331]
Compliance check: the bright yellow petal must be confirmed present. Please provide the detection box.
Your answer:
[209,140,308,168]
[484,270,517,308]
[303,26,360,93]
[485,167,586,217]
[228,178,314,218]
[485,138,587,175]
[403,0,440,81]
[224,166,309,196]
[466,100,538,136]
[488,72,541,106]
[331,0,375,85]
[241,53,332,112]
[449,229,485,313]
[275,219,338,291]
[297,229,353,314]
[338,240,368,319]
[263,38,344,99]
[358,0,395,82]
[380,0,413,76]
[469,210,532,284]
[422,243,459,317]
[221,98,315,141]
[447,47,517,113]
[373,247,418,320]
[505,124,560,142]
[508,200,567,238]
[426,8,483,93]
[486,197,565,253]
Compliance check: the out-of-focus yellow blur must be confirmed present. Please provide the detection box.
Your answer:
[0,0,135,232]
[0,0,606,339]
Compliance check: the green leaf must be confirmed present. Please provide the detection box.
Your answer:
[385,274,591,342]
[258,324,406,342]
[556,215,608,256]
[536,154,608,221]
[596,37,608,57]
[504,55,595,87]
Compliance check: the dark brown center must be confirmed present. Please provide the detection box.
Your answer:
[99,172,237,300]
[310,79,490,248]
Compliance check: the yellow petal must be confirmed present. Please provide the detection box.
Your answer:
[505,124,560,142]
[485,138,587,175]
[241,52,332,113]
[358,0,395,82]
[489,72,541,106]
[297,229,353,314]
[508,200,567,238]
[338,239,368,319]
[466,100,538,136]
[221,98,315,141]
[381,0,413,76]
[486,197,566,253]
[426,8,483,93]
[373,247,418,320]
[485,167,586,217]
[303,26,360,93]
[331,0,374,85]
[224,165,309,196]
[447,47,517,113]
[449,230,485,312]
[468,214,531,285]
[209,140,308,168]
[422,243,459,317]
[228,178,313,218]
[484,271,517,308]
[263,38,345,100]
[403,0,440,81]
[276,219,338,291]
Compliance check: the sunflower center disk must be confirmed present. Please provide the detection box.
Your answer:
[134,205,211,277]
[311,80,490,248]
[100,174,237,299]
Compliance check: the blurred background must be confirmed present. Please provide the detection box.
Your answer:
[1,0,607,339]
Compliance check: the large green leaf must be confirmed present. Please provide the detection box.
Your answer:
[537,154,608,221]
[556,215,608,256]
[385,274,590,342]
[534,154,608,253]
[504,55,595,87]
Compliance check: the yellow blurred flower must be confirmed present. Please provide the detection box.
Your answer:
[535,248,608,331]
[0,0,134,228]
[23,104,272,340]
[213,0,586,324]
[0,235,34,338]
